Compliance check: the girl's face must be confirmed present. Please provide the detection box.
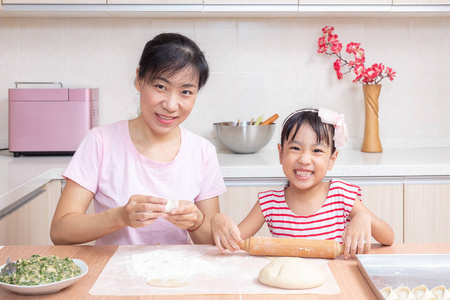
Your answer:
[135,67,199,136]
[278,123,338,191]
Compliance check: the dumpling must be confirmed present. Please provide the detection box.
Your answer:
[381,286,400,300]
[394,286,417,300]
[412,285,437,300]
[431,286,450,300]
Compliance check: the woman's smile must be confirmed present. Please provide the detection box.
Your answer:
[156,113,177,124]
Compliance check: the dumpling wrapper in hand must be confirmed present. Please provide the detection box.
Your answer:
[258,257,325,289]
[164,198,179,213]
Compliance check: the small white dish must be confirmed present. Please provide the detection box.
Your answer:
[0,259,88,295]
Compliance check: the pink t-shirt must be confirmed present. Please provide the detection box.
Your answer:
[63,120,226,245]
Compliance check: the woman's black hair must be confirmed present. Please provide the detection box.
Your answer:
[280,108,336,153]
[137,33,209,90]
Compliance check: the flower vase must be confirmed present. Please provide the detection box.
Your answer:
[361,84,383,153]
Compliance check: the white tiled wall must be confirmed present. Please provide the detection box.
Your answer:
[1,17,449,150]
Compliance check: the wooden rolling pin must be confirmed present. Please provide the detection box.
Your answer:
[239,236,344,259]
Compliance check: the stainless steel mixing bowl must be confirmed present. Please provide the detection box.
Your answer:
[213,121,276,154]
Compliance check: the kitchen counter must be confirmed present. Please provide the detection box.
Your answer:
[1,147,450,215]
[0,243,449,299]
[218,147,450,179]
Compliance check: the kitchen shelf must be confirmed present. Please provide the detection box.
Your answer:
[1,3,450,17]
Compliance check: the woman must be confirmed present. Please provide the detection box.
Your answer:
[50,33,226,245]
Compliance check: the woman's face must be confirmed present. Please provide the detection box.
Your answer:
[135,67,199,136]
[278,123,338,192]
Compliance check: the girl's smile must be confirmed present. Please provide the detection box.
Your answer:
[278,123,338,192]
[294,169,314,179]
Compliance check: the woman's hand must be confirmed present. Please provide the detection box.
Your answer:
[342,211,373,259]
[211,213,242,253]
[163,200,203,230]
[122,195,166,228]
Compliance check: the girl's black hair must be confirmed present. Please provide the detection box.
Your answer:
[138,33,209,90]
[280,108,336,153]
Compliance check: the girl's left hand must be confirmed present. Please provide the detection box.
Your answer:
[342,212,373,259]
[162,200,202,230]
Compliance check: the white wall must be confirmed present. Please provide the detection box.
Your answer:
[1,17,449,150]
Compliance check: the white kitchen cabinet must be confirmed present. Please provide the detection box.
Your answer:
[2,180,95,246]
[0,216,7,245]
[219,186,277,238]
[204,0,297,4]
[5,181,60,245]
[2,0,105,3]
[300,0,390,3]
[394,0,450,3]
[219,180,404,244]
[359,184,404,244]
[108,0,201,3]
[404,182,450,243]
[2,0,449,16]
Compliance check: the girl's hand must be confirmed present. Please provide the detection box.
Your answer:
[342,211,373,259]
[122,195,166,228]
[211,213,242,253]
[163,200,203,230]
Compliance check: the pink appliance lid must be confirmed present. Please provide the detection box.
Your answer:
[9,88,68,102]
[9,88,99,102]
[69,88,99,101]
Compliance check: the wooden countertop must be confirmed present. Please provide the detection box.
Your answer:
[0,243,449,299]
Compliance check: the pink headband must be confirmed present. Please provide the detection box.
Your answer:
[318,107,348,148]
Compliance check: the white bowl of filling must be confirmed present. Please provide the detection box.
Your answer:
[0,255,88,295]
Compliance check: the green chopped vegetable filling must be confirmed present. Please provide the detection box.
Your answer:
[0,254,81,286]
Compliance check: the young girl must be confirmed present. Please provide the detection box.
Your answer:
[50,33,226,245]
[211,108,394,258]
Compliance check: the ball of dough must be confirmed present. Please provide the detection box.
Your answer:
[258,257,326,289]
[164,199,179,213]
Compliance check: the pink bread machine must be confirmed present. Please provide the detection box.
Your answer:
[9,82,99,157]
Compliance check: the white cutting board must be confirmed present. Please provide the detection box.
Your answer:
[89,245,340,296]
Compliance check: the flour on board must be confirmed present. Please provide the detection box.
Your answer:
[124,249,251,283]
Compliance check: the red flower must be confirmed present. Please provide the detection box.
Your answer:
[386,67,396,81]
[322,26,334,35]
[354,48,365,63]
[372,63,385,74]
[331,42,342,54]
[333,59,343,80]
[346,42,361,55]
[317,36,327,53]
[318,26,395,85]
[327,34,339,44]
[353,64,365,76]
[361,66,380,84]
[333,59,341,71]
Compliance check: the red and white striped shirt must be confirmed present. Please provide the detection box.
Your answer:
[259,179,362,244]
